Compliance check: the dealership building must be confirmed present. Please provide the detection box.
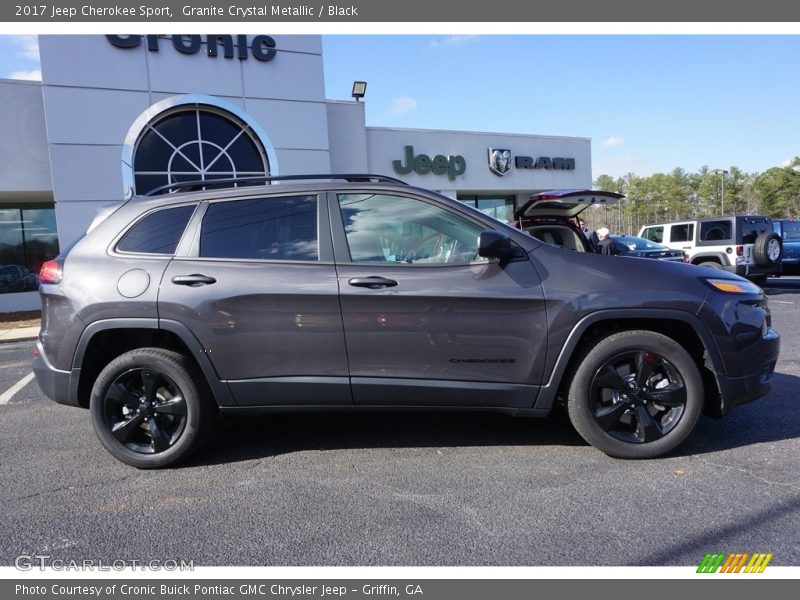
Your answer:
[0,34,591,312]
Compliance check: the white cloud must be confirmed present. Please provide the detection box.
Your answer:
[14,35,40,62]
[600,136,625,148]
[428,35,479,50]
[388,95,418,116]
[8,69,41,81]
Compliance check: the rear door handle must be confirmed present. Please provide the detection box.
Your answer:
[171,274,217,286]
[348,276,398,289]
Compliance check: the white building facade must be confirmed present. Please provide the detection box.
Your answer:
[0,34,591,312]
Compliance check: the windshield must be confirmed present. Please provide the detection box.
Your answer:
[614,236,666,251]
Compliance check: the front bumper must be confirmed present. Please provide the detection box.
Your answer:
[32,340,80,407]
[712,327,779,417]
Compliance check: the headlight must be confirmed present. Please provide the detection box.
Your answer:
[704,278,762,294]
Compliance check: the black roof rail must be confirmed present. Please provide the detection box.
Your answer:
[142,174,408,197]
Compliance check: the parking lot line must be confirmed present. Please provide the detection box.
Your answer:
[0,372,35,405]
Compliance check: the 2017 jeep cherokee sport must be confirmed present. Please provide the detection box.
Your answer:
[32,175,780,468]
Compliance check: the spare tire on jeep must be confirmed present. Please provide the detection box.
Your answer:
[754,231,782,266]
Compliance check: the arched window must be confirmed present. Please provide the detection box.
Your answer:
[125,97,275,196]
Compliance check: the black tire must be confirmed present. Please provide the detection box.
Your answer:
[89,348,214,469]
[753,231,782,266]
[697,260,723,270]
[567,330,703,459]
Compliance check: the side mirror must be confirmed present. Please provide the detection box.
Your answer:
[478,230,516,260]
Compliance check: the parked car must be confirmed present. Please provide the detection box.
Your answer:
[0,264,39,294]
[610,235,687,262]
[772,219,800,272]
[33,176,779,468]
[515,189,624,252]
[639,215,782,283]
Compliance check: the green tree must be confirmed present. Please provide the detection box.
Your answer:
[754,158,800,218]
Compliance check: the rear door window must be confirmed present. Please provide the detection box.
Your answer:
[669,223,694,243]
[200,195,318,261]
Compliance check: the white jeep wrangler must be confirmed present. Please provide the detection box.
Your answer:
[639,215,782,282]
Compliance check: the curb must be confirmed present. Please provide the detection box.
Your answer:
[0,335,38,344]
[0,327,40,344]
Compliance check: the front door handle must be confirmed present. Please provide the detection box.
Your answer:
[171,274,217,287]
[348,276,398,289]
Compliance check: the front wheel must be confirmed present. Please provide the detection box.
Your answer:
[567,330,703,459]
[89,348,214,468]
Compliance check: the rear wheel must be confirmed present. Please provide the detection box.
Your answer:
[89,348,214,468]
[567,330,703,459]
[697,260,723,270]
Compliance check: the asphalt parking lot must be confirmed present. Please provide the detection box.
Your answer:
[0,279,798,567]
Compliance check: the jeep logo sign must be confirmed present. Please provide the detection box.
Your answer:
[106,35,277,62]
[392,146,466,181]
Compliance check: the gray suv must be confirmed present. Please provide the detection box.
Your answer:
[33,175,780,468]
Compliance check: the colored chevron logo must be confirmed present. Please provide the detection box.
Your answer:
[697,552,773,573]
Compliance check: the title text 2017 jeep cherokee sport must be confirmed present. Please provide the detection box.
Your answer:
[33,176,780,468]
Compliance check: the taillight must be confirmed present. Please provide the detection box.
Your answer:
[39,260,62,284]
[736,246,744,256]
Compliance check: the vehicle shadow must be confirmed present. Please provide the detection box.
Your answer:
[186,370,800,466]
[190,406,587,467]
[676,371,800,456]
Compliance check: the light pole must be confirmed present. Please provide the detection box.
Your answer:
[713,169,728,215]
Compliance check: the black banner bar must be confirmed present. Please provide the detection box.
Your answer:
[4,0,800,22]
[3,579,798,600]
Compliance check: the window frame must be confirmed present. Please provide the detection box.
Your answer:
[329,190,496,267]
[131,105,269,197]
[0,203,60,295]
[641,226,664,244]
[170,191,334,264]
[696,218,734,246]
[111,202,200,259]
[668,223,694,244]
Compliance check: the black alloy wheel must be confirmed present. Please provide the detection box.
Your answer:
[567,330,703,459]
[102,368,188,454]
[90,348,213,468]
[589,350,686,444]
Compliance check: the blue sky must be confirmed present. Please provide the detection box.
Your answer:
[2,34,799,178]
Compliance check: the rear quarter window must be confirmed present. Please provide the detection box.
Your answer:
[116,205,196,254]
[783,221,800,240]
[699,220,732,243]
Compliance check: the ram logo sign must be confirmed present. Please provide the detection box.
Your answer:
[488,147,576,176]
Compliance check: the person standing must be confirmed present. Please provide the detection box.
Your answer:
[578,218,598,249]
[595,227,618,255]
